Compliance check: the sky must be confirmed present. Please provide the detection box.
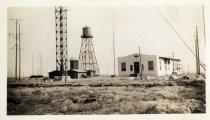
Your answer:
[7,6,206,77]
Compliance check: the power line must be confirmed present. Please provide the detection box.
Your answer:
[154,7,206,71]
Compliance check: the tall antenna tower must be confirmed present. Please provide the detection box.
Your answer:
[78,26,99,75]
[55,6,68,76]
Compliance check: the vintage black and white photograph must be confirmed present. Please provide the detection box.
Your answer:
[5,3,207,117]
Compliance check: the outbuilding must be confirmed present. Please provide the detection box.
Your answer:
[68,69,87,79]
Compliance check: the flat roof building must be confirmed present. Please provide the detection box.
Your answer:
[118,53,182,77]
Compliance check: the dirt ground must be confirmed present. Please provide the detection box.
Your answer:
[7,77,206,115]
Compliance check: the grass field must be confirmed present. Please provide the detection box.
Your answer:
[7,77,206,115]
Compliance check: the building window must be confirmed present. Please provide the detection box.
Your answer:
[148,61,154,70]
[164,59,167,64]
[130,65,133,71]
[134,62,139,73]
[121,62,126,71]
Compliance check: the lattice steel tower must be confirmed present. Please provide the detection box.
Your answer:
[79,26,99,75]
[55,6,68,75]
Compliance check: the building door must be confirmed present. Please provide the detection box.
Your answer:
[134,62,139,76]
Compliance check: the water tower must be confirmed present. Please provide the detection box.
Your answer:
[78,26,99,76]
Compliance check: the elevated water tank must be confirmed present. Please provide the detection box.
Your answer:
[81,26,93,38]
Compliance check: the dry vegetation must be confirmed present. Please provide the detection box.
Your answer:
[7,77,205,115]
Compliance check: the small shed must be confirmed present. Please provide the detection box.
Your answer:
[68,69,87,79]
[49,70,62,79]
[29,75,44,80]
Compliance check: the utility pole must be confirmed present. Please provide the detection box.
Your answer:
[202,5,206,45]
[40,54,42,75]
[139,46,142,79]
[32,53,34,75]
[195,26,200,75]
[197,27,200,75]
[195,27,198,75]
[9,19,22,82]
[113,29,116,76]
[15,20,18,82]
[172,52,174,74]
[19,24,21,80]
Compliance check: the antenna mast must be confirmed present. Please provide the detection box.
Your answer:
[195,26,200,75]
[202,5,206,45]
[55,6,68,77]
[113,29,116,76]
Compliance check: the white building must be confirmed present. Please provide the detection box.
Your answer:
[118,53,182,77]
